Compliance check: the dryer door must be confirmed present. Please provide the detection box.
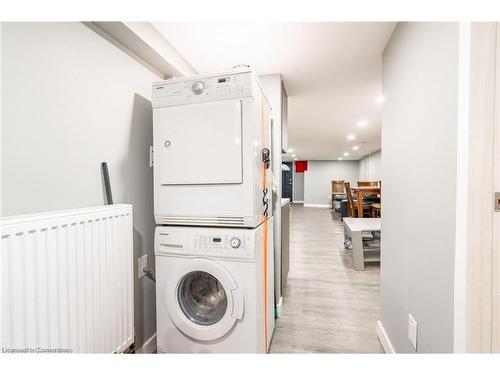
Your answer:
[154,99,243,185]
[165,258,245,341]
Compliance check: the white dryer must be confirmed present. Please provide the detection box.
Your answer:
[155,218,274,353]
[152,68,273,228]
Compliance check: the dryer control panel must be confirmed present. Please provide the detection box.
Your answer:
[152,71,254,108]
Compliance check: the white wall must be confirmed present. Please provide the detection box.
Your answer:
[303,160,359,206]
[359,150,382,180]
[293,166,305,202]
[380,22,459,353]
[1,22,159,349]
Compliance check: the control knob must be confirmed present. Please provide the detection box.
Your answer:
[191,80,206,95]
[230,237,241,249]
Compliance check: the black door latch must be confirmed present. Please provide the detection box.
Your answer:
[262,148,270,169]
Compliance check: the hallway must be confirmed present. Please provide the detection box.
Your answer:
[270,205,383,353]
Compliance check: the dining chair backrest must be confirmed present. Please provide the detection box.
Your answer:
[357,180,379,187]
[344,181,356,217]
[332,180,345,194]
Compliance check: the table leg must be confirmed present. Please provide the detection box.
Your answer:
[357,191,363,218]
[351,230,365,271]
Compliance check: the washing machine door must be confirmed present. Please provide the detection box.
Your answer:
[165,258,245,341]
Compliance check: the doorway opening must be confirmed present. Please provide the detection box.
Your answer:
[282,162,293,201]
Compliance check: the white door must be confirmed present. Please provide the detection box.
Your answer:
[154,99,243,185]
[165,258,244,342]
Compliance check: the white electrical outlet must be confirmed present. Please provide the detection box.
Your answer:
[138,254,148,279]
[408,313,418,350]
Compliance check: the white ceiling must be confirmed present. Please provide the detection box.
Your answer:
[153,22,396,160]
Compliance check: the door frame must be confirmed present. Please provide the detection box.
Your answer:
[455,22,498,353]
[492,21,500,353]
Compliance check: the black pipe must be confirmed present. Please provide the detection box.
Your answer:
[101,162,113,205]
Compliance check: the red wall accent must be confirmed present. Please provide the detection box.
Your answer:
[295,160,308,173]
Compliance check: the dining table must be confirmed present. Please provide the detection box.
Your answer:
[351,186,381,218]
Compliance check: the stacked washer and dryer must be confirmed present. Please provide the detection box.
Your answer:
[152,68,275,353]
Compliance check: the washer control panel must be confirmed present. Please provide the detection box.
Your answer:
[188,231,255,259]
[152,71,254,108]
[155,226,256,260]
[192,234,252,259]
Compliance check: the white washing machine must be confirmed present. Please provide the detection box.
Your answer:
[151,68,273,228]
[155,218,274,353]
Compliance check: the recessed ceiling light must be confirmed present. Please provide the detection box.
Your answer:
[337,157,343,161]
[347,134,356,140]
[376,95,386,104]
[292,154,296,158]
[357,120,368,127]
[287,148,293,153]
[343,152,349,157]
[352,145,359,150]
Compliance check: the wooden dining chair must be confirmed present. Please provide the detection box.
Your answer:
[358,180,380,201]
[357,180,379,187]
[344,182,371,217]
[370,203,381,218]
[370,180,382,217]
[331,180,345,209]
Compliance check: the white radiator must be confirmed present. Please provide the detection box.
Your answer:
[1,204,134,353]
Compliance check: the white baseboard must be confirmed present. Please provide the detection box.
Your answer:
[136,333,157,354]
[276,296,284,318]
[376,320,395,353]
[293,200,304,204]
[303,203,330,208]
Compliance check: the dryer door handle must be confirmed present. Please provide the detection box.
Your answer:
[231,288,244,319]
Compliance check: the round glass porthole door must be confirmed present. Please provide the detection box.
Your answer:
[178,271,228,326]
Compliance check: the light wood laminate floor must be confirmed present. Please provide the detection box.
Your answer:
[269,205,383,353]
